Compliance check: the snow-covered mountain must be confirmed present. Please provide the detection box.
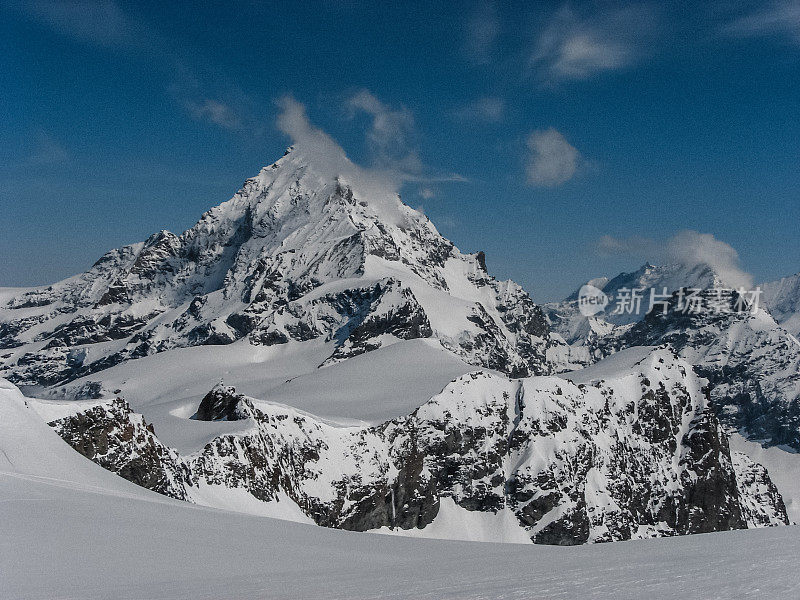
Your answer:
[2,144,799,549]
[761,272,800,337]
[606,289,800,450]
[546,263,720,338]
[548,265,800,450]
[543,262,722,366]
[21,347,788,544]
[4,376,800,598]
[0,145,555,391]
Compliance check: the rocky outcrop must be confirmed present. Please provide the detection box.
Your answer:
[44,348,789,545]
[48,398,189,500]
[192,383,252,421]
[732,451,790,528]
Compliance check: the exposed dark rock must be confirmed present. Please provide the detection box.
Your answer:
[49,398,190,500]
[476,251,487,272]
[677,407,746,534]
[192,383,251,421]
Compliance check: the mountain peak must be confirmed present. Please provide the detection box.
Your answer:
[1,146,558,388]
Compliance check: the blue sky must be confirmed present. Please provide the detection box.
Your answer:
[2,1,799,301]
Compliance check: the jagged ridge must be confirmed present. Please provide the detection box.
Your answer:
[1,145,556,388]
[42,348,789,545]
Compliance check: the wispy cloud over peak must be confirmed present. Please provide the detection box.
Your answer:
[277,95,465,189]
[276,96,342,153]
[596,230,754,289]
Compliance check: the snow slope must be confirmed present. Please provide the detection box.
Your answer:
[3,454,800,599]
[40,337,476,453]
[0,378,157,499]
[5,376,800,598]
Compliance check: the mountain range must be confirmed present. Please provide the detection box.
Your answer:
[2,143,800,545]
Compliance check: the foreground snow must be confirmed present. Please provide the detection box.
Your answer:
[3,339,800,598]
[3,458,799,599]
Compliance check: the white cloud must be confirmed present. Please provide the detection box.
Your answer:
[420,187,435,199]
[667,230,753,289]
[525,128,581,187]
[275,95,410,198]
[596,230,753,289]
[186,99,242,130]
[276,95,466,190]
[529,4,657,83]
[276,96,342,151]
[464,2,500,64]
[453,97,505,123]
[724,1,800,45]
[346,89,421,172]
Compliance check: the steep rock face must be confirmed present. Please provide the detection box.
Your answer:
[1,145,556,387]
[42,349,788,544]
[48,398,189,500]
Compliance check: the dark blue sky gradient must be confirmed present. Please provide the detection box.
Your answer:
[2,1,799,300]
